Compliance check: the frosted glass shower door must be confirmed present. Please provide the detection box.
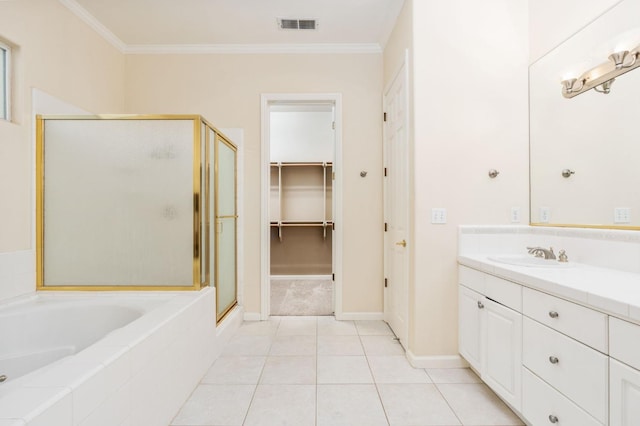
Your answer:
[39,118,197,288]
[215,135,237,321]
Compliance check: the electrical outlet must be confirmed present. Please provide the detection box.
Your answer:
[511,207,521,223]
[431,208,447,224]
[539,207,550,223]
[614,207,631,224]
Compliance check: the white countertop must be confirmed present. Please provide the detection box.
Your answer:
[458,255,640,323]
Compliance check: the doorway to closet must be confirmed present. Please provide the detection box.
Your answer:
[260,94,343,319]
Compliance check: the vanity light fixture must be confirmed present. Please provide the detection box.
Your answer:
[561,44,640,98]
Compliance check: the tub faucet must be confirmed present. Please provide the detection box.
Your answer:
[526,246,556,260]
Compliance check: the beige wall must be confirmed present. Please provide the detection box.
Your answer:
[0,0,125,253]
[396,0,530,359]
[124,53,384,314]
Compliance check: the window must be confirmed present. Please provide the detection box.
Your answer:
[0,41,9,121]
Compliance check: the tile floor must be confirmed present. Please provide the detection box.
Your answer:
[171,317,524,426]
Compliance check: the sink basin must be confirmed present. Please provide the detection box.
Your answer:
[487,255,574,268]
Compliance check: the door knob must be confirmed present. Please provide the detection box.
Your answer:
[395,240,407,247]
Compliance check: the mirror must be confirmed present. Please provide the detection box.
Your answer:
[529,0,640,228]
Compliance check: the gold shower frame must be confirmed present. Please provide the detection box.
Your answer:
[35,114,235,293]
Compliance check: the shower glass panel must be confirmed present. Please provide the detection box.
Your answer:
[215,135,237,320]
[35,115,225,291]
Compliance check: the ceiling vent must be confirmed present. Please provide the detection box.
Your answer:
[278,18,318,30]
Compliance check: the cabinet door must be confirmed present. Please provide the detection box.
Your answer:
[611,359,640,426]
[482,298,522,411]
[459,285,484,372]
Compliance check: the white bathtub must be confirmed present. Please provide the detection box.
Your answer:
[0,296,155,384]
[0,289,242,426]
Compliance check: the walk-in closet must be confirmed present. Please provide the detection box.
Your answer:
[268,103,335,315]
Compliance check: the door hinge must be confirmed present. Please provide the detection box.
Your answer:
[384,222,388,232]
[384,167,387,177]
[332,222,335,231]
[383,112,387,122]
[384,278,388,288]
[332,121,336,130]
[332,273,335,281]
[332,172,335,180]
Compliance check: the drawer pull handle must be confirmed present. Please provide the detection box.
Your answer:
[549,356,559,364]
[548,414,559,423]
[477,301,484,309]
[548,311,559,318]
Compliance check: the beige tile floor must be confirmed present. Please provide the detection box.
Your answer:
[171,316,525,426]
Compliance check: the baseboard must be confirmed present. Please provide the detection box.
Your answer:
[243,312,262,321]
[335,312,384,321]
[270,275,332,281]
[406,350,470,369]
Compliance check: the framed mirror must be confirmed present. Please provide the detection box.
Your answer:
[529,0,640,229]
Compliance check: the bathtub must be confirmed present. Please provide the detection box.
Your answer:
[0,289,242,426]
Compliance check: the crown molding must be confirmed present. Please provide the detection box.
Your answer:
[58,0,126,52]
[123,43,382,55]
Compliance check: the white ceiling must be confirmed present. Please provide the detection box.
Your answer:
[64,0,405,52]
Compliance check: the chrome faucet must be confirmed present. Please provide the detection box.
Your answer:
[526,246,556,260]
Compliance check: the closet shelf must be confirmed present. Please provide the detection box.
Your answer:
[270,220,334,241]
[270,162,333,167]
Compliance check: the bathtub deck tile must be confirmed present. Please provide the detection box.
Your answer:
[0,420,27,426]
[0,387,70,422]
[21,358,103,391]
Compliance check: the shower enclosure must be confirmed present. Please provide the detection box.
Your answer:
[36,115,237,321]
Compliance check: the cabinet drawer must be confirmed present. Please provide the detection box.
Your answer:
[523,287,608,353]
[485,275,521,312]
[610,317,640,371]
[610,359,640,426]
[458,266,486,295]
[523,368,602,426]
[523,317,608,424]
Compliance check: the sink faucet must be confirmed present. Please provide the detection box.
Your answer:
[526,246,556,260]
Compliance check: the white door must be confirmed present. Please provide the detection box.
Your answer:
[383,52,409,347]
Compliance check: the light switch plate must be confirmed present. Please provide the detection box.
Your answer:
[431,208,447,224]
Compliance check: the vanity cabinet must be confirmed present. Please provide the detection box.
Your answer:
[458,266,522,411]
[457,264,638,426]
[609,318,640,426]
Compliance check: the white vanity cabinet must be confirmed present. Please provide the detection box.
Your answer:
[458,266,522,411]
[609,318,640,426]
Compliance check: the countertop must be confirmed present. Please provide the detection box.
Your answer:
[458,255,640,324]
